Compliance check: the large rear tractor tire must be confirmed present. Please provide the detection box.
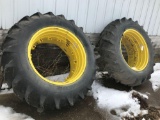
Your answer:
[98,18,154,86]
[1,12,96,109]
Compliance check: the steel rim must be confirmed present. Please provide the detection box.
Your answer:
[120,29,149,71]
[28,27,86,85]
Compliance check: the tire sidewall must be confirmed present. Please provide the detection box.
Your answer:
[15,16,95,96]
[114,22,153,80]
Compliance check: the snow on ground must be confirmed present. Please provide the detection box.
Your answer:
[0,83,13,95]
[0,73,69,94]
[91,81,148,118]
[91,63,160,119]
[0,105,34,120]
[46,73,69,82]
[0,63,159,119]
[149,63,160,91]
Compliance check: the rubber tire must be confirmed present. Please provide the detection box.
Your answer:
[98,18,154,86]
[1,12,96,110]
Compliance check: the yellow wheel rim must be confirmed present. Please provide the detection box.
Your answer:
[28,27,86,86]
[120,29,149,71]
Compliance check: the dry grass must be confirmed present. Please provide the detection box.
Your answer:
[31,44,70,77]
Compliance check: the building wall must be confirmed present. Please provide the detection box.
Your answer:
[0,0,160,35]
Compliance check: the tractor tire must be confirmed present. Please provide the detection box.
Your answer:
[98,18,154,86]
[1,12,96,109]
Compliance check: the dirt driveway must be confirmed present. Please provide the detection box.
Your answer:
[0,77,160,120]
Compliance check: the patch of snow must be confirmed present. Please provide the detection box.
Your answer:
[0,105,34,120]
[45,73,69,82]
[131,90,148,99]
[150,63,160,91]
[1,83,9,89]
[141,110,148,115]
[131,67,137,70]
[96,71,108,79]
[0,83,13,95]
[91,81,148,118]
[46,72,104,82]
[0,89,13,95]
[153,63,160,71]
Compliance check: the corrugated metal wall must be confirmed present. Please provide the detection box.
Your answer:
[0,0,160,35]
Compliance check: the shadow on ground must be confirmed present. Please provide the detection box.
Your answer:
[0,94,104,120]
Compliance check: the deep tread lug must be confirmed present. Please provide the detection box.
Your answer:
[105,30,114,35]
[79,27,83,31]
[4,60,14,70]
[12,75,21,85]
[121,17,127,21]
[8,24,20,34]
[54,99,60,109]
[19,16,30,22]
[40,96,46,108]
[30,12,43,19]
[135,21,138,24]
[79,92,85,99]
[67,97,74,106]
[69,20,75,25]
[25,86,32,104]
[3,44,17,53]
[102,38,114,45]
[1,37,16,49]
[44,12,55,17]
[115,19,121,24]
[4,36,15,41]
[58,15,65,19]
